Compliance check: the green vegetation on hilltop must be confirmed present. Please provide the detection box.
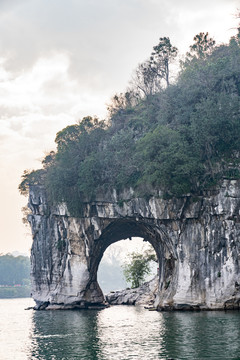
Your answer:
[19,29,240,216]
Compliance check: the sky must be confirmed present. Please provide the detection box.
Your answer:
[0,0,239,255]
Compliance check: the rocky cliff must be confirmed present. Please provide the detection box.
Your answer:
[28,179,240,310]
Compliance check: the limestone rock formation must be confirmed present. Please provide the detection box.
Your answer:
[28,179,240,310]
[106,276,158,306]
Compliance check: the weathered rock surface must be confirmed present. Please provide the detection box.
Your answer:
[106,276,158,306]
[28,180,240,310]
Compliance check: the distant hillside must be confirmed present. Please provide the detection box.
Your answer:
[0,254,30,298]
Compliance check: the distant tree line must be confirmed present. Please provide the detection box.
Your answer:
[0,254,30,286]
[0,254,31,298]
[19,26,240,217]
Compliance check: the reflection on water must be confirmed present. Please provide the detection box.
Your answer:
[96,306,165,359]
[30,305,165,359]
[31,308,103,359]
[162,311,240,359]
[0,298,34,360]
[1,298,240,359]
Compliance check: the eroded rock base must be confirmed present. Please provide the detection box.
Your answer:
[106,277,158,306]
[33,300,109,311]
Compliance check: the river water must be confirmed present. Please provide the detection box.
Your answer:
[1,298,240,360]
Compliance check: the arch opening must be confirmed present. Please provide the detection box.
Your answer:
[98,238,158,293]
[85,218,177,305]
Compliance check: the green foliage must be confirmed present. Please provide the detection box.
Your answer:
[107,91,138,119]
[19,28,240,215]
[41,116,107,215]
[123,249,157,288]
[188,32,216,59]
[150,36,178,86]
[135,125,202,196]
[19,169,46,196]
[123,252,152,288]
[131,37,178,98]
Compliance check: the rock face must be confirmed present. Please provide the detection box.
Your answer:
[106,276,158,306]
[28,180,240,310]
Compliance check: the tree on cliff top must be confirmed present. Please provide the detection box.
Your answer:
[150,36,178,87]
[19,27,240,216]
[130,37,178,98]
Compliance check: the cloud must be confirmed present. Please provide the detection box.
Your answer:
[1,0,237,91]
[0,52,107,119]
[0,49,108,193]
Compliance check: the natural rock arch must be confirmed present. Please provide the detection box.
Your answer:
[28,181,240,310]
[85,218,177,305]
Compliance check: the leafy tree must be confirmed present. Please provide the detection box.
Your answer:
[42,151,56,169]
[135,125,202,196]
[42,116,107,214]
[18,169,46,196]
[131,37,178,98]
[181,31,215,66]
[150,36,178,86]
[107,91,138,117]
[189,32,215,58]
[106,91,138,131]
[123,250,157,288]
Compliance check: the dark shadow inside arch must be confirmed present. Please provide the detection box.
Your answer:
[86,218,177,304]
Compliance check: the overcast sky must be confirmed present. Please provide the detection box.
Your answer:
[0,0,239,255]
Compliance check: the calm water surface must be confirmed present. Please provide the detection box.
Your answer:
[0,298,240,359]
